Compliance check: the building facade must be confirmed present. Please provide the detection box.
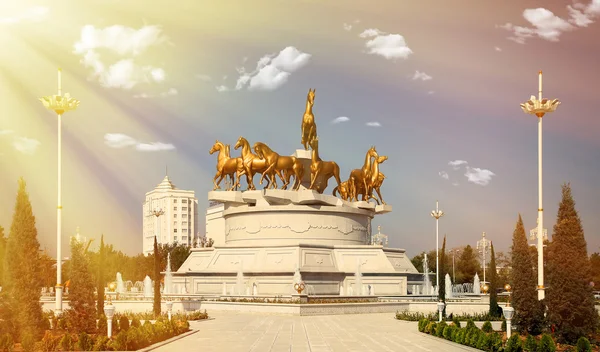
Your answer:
[142,175,198,256]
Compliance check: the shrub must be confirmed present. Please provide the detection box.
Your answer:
[454,328,465,345]
[0,333,14,352]
[41,331,60,352]
[468,328,481,348]
[576,337,592,352]
[57,318,67,330]
[502,319,507,332]
[111,316,120,334]
[77,332,93,351]
[119,315,130,331]
[443,325,453,340]
[92,335,109,351]
[418,318,426,332]
[482,320,493,333]
[425,322,436,334]
[59,333,73,352]
[20,331,35,352]
[476,333,490,350]
[436,321,447,337]
[97,314,107,334]
[186,309,209,321]
[51,317,58,330]
[466,319,476,331]
[452,315,461,328]
[489,332,504,352]
[538,334,556,352]
[112,330,128,351]
[505,333,523,352]
[131,317,141,328]
[126,327,143,351]
[524,334,538,352]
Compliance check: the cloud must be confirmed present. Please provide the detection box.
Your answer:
[439,171,449,180]
[332,116,350,124]
[0,6,48,25]
[73,25,168,89]
[0,130,14,135]
[343,23,352,31]
[358,28,413,60]
[160,88,177,96]
[12,137,40,155]
[220,47,311,92]
[448,160,468,170]
[499,1,600,44]
[413,70,432,81]
[104,133,175,152]
[427,90,435,95]
[132,88,177,98]
[196,74,212,82]
[366,122,381,127]
[495,46,502,51]
[452,182,460,187]
[464,166,496,186]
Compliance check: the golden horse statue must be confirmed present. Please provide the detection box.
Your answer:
[254,142,304,190]
[332,180,351,201]
[347,147,378,201]
[234,136,273,190]
[365,155,388,205]
[309,137,341,194]
[209,140,244,191]
[372,172,387,205]
[301,88,317,151]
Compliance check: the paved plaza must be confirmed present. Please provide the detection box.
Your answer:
[155,312,476,352]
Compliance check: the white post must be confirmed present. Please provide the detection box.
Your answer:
[55,68,63,314]
[452,251,455,283]
[537,71,545,301]
[483,236,486,284]
[166,301,173,321]
[104,304,115,338]
[503,306,514,338]
[431,201,444,297]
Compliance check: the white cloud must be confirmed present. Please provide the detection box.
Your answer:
[427,90,435,95]
[359,28,413,60]
[135,142,175,152]
[196,74,212,82]
[413,70,432,81]
[332,116,350,124]
[439,171,449,180]
[452,182,460,187]
[132,88,177,98]
[160,88,177,96]
[0,130,14,135]
[495,46,502,51]
[366,122,381,127]
[104,133,175,152]
[448,160,468,170]
[12,137,40,155]
[73,25,168,89]
[0,6,48,25]
[343,23,352,31]
[499,0,600,44]
[222,47,311,92]
[464,166,496,186]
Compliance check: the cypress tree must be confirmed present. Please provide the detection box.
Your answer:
[457,245,479,284]
[488,242,500,317]
[96,235,105,317]
[4,178,45,339]
[510,214,544,335]
[546,183,599,343]
[438,235,447,316]
[153,236,161,317]
[67,237,97,333]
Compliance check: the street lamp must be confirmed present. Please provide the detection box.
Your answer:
[104,282,117,338]
[520,71,560,301]
[477,232,491,285]
[39,68,80,314]
[502,284,514,338]
[151,208,165,253]
[437,300,445,322]
[430,201,444,296]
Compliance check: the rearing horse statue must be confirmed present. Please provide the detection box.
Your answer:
[301,88,317,151]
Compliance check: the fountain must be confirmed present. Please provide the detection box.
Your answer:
[133,281,143,293]
[164,253,173,294]
[473,273,481,295]
[116,273,125,293]
[292,267,303,293]
[355,260,363,296]
[445,273,452,299]
[143,276,152,297]
[422,254,432,295]
[125,280,133,292]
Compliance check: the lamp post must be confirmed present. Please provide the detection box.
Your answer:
[166,300,173,321]
[452,250,456,283]
[437,300,445,322]
[502,284,514,338]
[430,201,444,296]
[151,208,165,253]
[477,232,491,285]
[104,282,117,338]
[39,68,80,314]
[520,71,560,301]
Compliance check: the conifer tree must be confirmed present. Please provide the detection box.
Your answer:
[67,237,97,333]
[153,236,161,317]
[96,235,105,317]
[4,178,45,339]
[511,214,544,335]
[438,235,447,316]
[457,245,479,284]
[546,183,599,343]
[0,225,5,287]
[488,242,500,317]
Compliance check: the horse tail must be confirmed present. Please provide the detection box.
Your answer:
[332,185,339,197]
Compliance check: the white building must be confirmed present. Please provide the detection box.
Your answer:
[142,175,198,256]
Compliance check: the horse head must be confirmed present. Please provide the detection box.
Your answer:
[234,136,246,150]
[307,88,315,105]
[376,155,388,164]
[368,146,379,159]
[309,137,319,149]
[209,140,224,155]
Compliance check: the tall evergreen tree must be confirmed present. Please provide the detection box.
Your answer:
[0,225,5,287]
[67,237,97,333]
[153,236,161,317]
[96,235,105,317]
[457,245,479,284]
[511,214,544,335]
[438,236,447,316]
[488,242,500,317]
[546,183,599,343]
[4,178,45,339]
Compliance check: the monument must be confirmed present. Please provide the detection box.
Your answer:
[173,89,420,295]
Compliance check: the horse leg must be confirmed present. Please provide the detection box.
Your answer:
[376,187,385,205]
[213,171,223,190]
[310,168,320,190]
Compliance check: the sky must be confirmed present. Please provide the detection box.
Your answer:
[0,0,599,258]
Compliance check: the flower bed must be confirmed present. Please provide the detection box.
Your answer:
[209,297,379,304]
[396,311,504,322]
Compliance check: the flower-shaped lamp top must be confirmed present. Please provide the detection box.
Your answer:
[430,210,444,219]
[504,284,511,292]
[520,95,560,118]
[166,301,173,309]
[437,300,445,312]
[103,304,115,318]
[108,282,116,292]
[502,306,514,320]
[39,93,80,115]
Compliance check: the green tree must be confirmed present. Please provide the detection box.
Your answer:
[590,252,600,287]
[3,178,45,339]
[546,183,599,343]
[96,235,105,317]
[39,251,56,288]
[511,214,544,335]
[0,225,5,287]
[456,245,479,284]
[438,236,447,316]
[67,237,97,333]
[153,236,161,317]
[488,242,500,317]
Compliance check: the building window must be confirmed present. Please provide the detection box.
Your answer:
[182,199,188,203]
[174,229,178,233]
[174,206,177,210]
[183,221,188,225]
[182,207,188,211]
[183,236,187,241]
[174,236,177,241]
[174,222,177,226]
[174,214,177,218]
